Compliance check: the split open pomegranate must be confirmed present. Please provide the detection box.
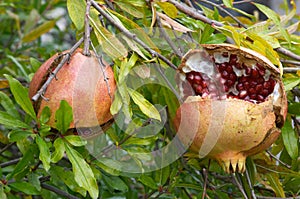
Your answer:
[174,44,287,173]
[29,48,116,129]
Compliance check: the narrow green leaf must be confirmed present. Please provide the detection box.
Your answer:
[110,91,123,115]
[0,111,31,129]
[222,0,232,8]
[6,55,29,80]
[128,88,161,121]
[55,100,73,134]
[22,20,56,42]
[102,174,129,192]
[36,135,51,171]
[9,182,40,195]
[139,175,157,189]
[51,138,65,163]
[64,135,87,147]
[283,77,300,91]
[6,144,37,180]
[95,158,122,176]
[119,53,139,83]
[0,91,21,119]
[65,143,98,199]
[89,16,128,59]
[67,0,85,30]
[254,3,291,45]
[50,166,87,197]
[8,130,32,142]
[266,173,285,198]
[114,1,144,18]
[156,2,178,18]
[30,57,41,73]
[4,74,36,120]
[282,117,298,160]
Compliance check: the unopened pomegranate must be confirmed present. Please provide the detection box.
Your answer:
[29,48,116,129]
[174,44,287,173]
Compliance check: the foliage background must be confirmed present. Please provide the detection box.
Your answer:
[0,0,300,198]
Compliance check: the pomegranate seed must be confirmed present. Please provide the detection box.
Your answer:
[256,84,263,92]
[251,68,259,78]
[219,63,227,71]
[229,54,237,65]
[222,52,229,57]
[250,94,257,100]
[224,85,230,92]
[250,81,257,87]
[257,95,264,101]
[239,76,248,83]
[187,73,194,81]
[261,89,269,97]
[257,77,264,84]
[258,68,265,76]
[229,73,237,81]
[226,65,234,73]
[221,70,229,78]
[239,90,247,99]
[194,75,202,84]
[235,63,242,69]
[236,83,244,91]
[195,85,203,94]
[245,67,252,76]
[263,81,271,89]
[201,81,208,88]
[226,80,234,87]
[244,82,250,90]
[249,88,256,94]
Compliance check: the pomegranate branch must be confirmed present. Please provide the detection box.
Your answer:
[31,37,84,102]
[83,0,92,56]
[90,0,177,70]
[167,0,300,64]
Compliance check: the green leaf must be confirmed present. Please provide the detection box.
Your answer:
[6,144,37,180]
[0,111,31,129]
[119,53,139,83]
[65,143,98,199]
[67,0,85,30]
[22,20,56,43]
[102,174,129,192]
[28,172,41,191]
[266,173,285,198]
[128,88,161,121]
[281,117,298,160]
[110,91,123,115]
[95,158,122,176]
[222,0,232,8]
[254,3,291,45]
[288,103,300,115]
[64,135,87,147]
[30,57,41,73]
[139,175,157,189]
[89,16,128,60]
[283,77,300,91]
[9,182,40,195]
[4,75,36,120]
[114,1,144,18]
[0,186,6,199]
[50,166,87,197]
[8,130,32,142]
[51,138,65,163]
[36,135,51,171]
[156,2,178,18]
[55,100,73,134]
[39,106,51,124]
[0,91,21,119]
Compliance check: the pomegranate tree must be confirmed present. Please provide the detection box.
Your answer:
[29,48,116,129]
[174,44,287,173]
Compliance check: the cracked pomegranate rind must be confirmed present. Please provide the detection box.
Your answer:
[174,44,287,173]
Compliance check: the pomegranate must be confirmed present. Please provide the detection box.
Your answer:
[174,44,287,173]
[29,48,116,129]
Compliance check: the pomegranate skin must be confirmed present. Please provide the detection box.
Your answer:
[174,44,287,173]
[29,48,116,129]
